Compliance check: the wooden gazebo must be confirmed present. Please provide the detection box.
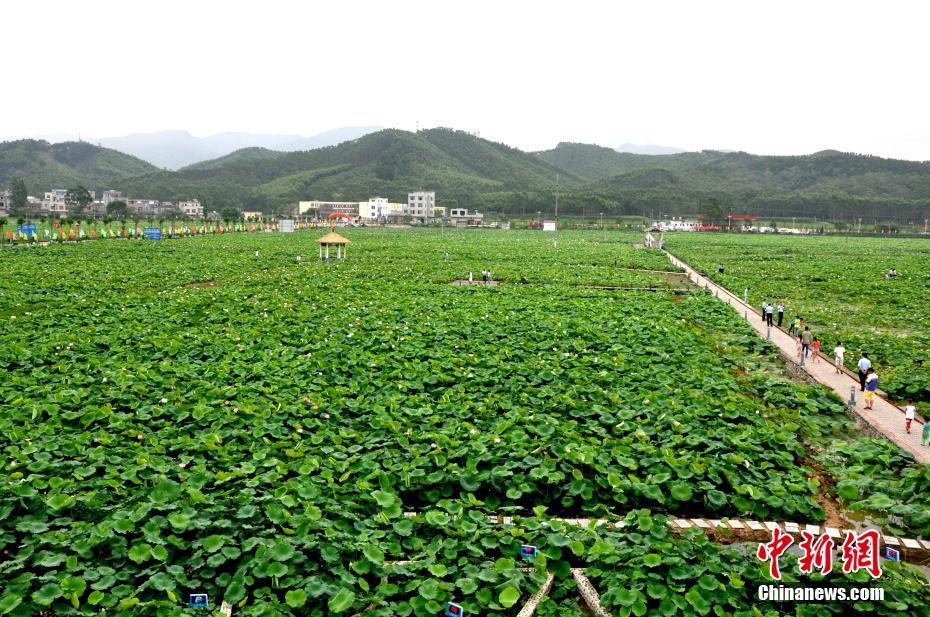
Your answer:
[317,231,350,260]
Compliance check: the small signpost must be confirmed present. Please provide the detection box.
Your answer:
[144,227,162,240]
[886,547,900,562]
[520,544,537,559]
[189,593,208,608]
[445,601,463,616]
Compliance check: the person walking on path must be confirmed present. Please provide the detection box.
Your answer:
[765,303,774,326]
[905,404,917,434]
[863,368,879,409]
[799,327,813,359]
[811,338,821,363]
[922,420,930,447]
[777,303,784,327]
[833,341,846,374]
[761,301,768,324]
[857,353,872,391]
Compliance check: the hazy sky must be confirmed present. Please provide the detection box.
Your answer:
[6,1,930,159]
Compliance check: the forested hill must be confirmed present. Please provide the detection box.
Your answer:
[0,140,159,196]
[532,142,694,180]
[4,130,930,221]
[180,147,287,172]
[535,143,930,220]
[110,128,580,211]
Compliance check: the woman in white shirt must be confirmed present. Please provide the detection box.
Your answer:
[904,405,916,434]
[833,342,845,374]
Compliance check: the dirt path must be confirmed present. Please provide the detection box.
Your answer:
[665,250,930,464]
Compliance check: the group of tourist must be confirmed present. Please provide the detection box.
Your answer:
[753,289,924,446]
[714,271,922,445]
[760,300,785,327]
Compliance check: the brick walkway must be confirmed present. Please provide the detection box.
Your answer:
[666,251,930,464]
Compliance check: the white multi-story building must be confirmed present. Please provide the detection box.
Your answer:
[43,189,97,217]
[0,190,10,217]
[178,200,203,218]
[405,191,436,221]
[45,189,69,217]
[102,190,123,205]
[359,197,390,220]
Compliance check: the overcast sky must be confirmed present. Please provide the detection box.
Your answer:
[6,1,930,159]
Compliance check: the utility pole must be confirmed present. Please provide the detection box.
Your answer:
[554,173,559,221]
[600,212,605,241]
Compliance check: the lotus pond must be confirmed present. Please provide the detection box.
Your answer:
[1,229,929,615]
[665,233,930,403]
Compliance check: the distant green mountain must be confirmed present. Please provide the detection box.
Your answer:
[113,128,578,211]
[0,140,159,196]
[181,147,287,171]
[7,130,930,222]
[536,143,930,220]
[533,142,681,180]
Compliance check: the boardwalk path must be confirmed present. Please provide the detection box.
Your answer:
[665,250,930,464]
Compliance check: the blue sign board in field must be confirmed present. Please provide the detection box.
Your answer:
[16,224,37,239]
[143,227,162,240]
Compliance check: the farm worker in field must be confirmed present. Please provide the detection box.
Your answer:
[863,369,879,409]
[468,271,473,283]
[833,342,846,374]
[718,264,724,273]
[857,353,872,391]
[776,303,784,327]
[904,405,916,434]
[799,327,812,359]
[765,303,774,327]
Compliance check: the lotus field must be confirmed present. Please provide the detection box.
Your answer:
[1,229,929,615]
[666,234,930,403]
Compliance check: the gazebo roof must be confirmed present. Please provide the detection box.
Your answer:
[316,231,350,245]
